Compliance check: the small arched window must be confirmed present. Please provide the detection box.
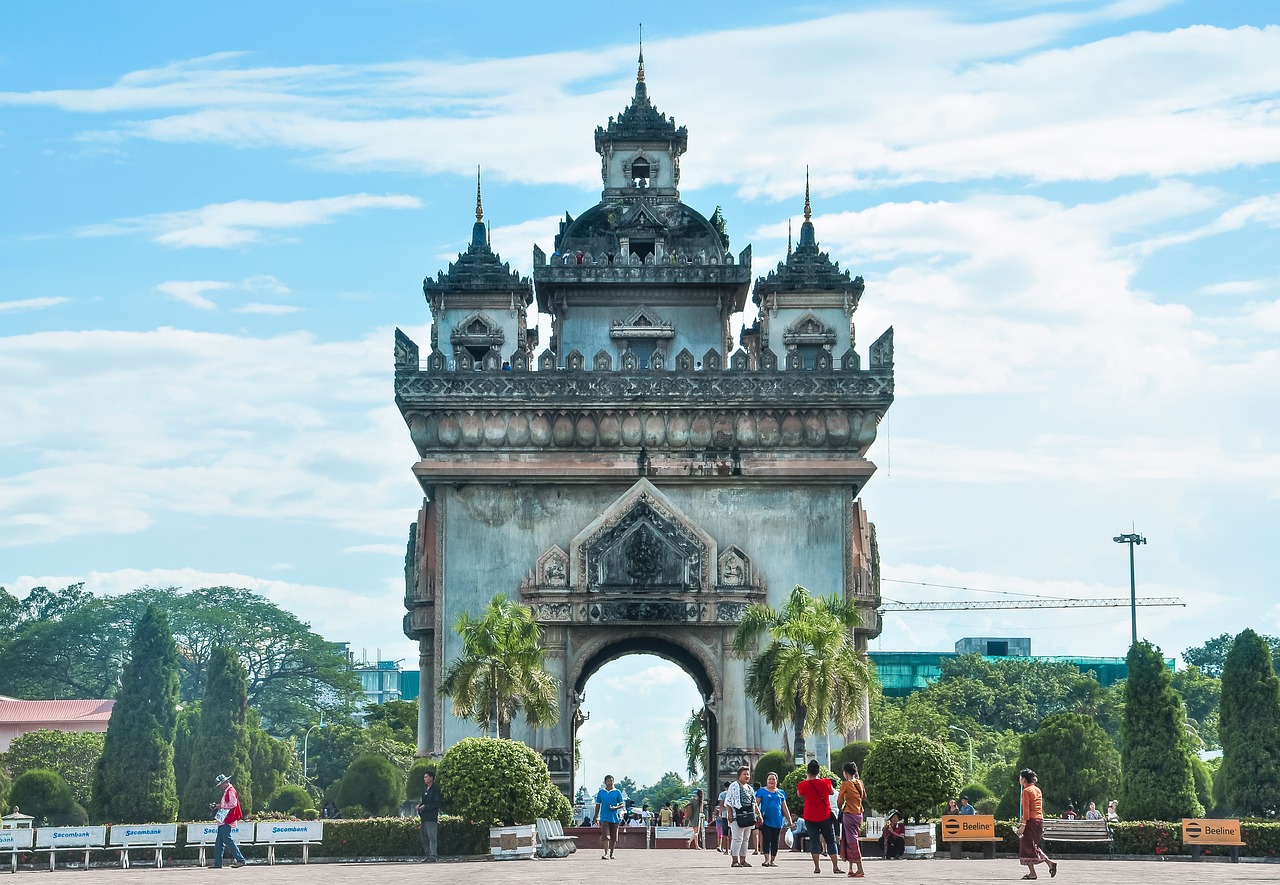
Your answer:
[631,156,651,187]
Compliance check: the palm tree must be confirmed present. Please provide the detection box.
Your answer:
[439,594,559,738]
[683,709,707,780]
[731,584,871,763]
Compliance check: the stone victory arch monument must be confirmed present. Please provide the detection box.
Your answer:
[396,55,894,797]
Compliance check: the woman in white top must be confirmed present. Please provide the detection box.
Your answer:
[726,765,759,867]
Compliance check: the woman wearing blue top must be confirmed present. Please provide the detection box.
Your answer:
[755,772,795,867]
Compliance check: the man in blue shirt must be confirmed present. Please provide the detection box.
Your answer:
[594,774,625,860]
[959,796,976,815]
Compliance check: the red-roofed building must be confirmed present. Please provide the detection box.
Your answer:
[0,699,114,751]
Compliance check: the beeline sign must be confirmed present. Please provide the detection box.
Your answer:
[940,815,995,840]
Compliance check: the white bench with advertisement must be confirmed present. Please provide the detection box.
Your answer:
[184,822,256,867]
[255,821,323,864]
[32,826,107,871]
[108,823,178,869]
[0,828,35,873]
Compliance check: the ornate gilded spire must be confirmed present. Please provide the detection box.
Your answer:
[469,165,487,249]
[475,165,484,222]
[804,166,812,222]
[637,24,645,83]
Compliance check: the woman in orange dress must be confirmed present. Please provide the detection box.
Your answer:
[837,763,866,878]
[1015,769,1058,880]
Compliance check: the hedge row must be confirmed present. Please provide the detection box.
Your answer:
[313,817,489,858]
[944,820,1280,858]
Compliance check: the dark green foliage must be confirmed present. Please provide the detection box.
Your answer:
[864,734,962,821]
[983,761,1017,797]
[10,768,85,825]
[436,737,554,826]
[1190,756,1213,814]
[309,816,490,857]
[363,700,417,745]
[1172,665,1221,749]
[91,606,180,823]
[2,729,103,807]
[268,785,314,815]
[1184,632,1280,678]
[832,741,872,774]
[337,755,402,817]
[634,771,694,809]
[753,750,793,786]
[172,705,200,800]
[1016,712,1120,815]
[248,720,297,813]
[1120,641,1202,819]
[180,647,253,820]
[779,765,836,808]
[0,768,11,815]
[306,721,414,790]
[405,758,438,800]
[1218,628,1280,816]
[974,796,999,815]
[543,787,573,827]
[959,781,993,802]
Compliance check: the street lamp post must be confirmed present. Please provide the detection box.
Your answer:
[302,712,326,781]
[1113,532,1147,647]
[948,725,973,778]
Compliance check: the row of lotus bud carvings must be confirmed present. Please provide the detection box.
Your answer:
[406,407,882,451]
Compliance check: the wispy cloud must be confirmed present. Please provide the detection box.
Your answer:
[0,297,70,312]
[157,280,228,309]
[234,303,303,315]
[80,193,422,248]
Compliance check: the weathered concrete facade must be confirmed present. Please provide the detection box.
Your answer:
[397,54,893,797]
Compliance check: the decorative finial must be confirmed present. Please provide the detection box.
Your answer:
[804,166,812,222]
[637,24,645,83]
[787,219,793,258]
[475,165,484,222]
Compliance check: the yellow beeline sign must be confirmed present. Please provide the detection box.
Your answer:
[1181,819,1243,844]
[941,814,996,841]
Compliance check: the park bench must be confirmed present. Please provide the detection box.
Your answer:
[1040,818,1113,856]
[941,814,999,859]
[108,823,177,868]
[1182,818,1245,862]
[32,825,107,870]
[0,828,34,873]
[255,821,324,864]
[184,821,256,867]
[535,818,577,857]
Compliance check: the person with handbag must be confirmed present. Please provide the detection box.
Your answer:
[212,774,246,869]
[755,771,795,867]
[725,766,759,867]
[796,760,843,874]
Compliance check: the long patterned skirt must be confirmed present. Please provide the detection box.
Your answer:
[840,812,863,862]
[1019,818,1049,866]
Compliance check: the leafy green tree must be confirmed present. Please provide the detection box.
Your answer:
[439,595,559,739]
[172,704,200,800]
[248,717,298,813]
[732,585,871,762]
[1120,641,1202,819]
[780,765,837,807]
[436,737,555,826]
[863,734,962,821]
[1016,713,1120,815]
[91,606,181,823]
[832,741,872,774]
[614,776,638,799]
[1218,628,1280,816]
[0,767,12,815]
[754,750,793,787]
[1171,666,1220,749]
[306,721,414,790]
[683,710,707,780]
[363,699,418,745]
[634,772,694,809]
[337,755,402,816]
[405,758,438,800]
[180,647,253,820]
[2,729,103,807]
[9,769,85,825]
[267,784,314,815]
[1185,632,1280,678]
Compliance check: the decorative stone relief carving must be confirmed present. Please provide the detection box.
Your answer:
[869,327,894,369]
[718,546,750,587]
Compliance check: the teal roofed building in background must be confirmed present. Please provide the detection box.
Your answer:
[870,636,1172,697]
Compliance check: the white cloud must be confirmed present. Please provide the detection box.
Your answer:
[80,193,422,248]
[157,279,228,309]
[0,297,70,312]
[234,303,304,315]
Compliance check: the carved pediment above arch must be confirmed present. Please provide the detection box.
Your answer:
[537,545,570,589]
[782,310,837,347]
[570,479,717,592]
[450,311,505,348]
[611,305,675,340]
[717,545,758,589]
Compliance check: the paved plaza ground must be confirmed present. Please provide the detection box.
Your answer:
[15,850,1280,885]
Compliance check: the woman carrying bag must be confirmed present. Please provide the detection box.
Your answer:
[725,765,759,867]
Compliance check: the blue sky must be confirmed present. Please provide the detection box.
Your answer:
[2,1,1277,786]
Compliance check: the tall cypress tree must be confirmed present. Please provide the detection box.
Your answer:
[90,605,180,822]
[180,647,253,820]
[1120,640,1202,819]
[1219,628,1280,816]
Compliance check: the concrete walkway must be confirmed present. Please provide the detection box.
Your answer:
[13,849,1280,885]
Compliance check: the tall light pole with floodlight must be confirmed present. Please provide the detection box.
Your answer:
[1113,532,1147,647]
[302,712,326,781]
[948,724,973,778]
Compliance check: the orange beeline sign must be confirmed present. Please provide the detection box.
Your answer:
[941,814,996,841]
[1181,819,1243,844]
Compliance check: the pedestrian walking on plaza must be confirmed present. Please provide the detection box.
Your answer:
[416,769,443,862]
[1015,769,1058,880]
[595,775,625,860]
[755,771,794,867]
[212,774,246,869]
[837,762,866,878]
[725,765,758,867]
[687,788,705,849]
[716,781,731,853]
[796,760,843,874]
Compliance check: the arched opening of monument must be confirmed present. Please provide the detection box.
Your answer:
[574,642,715,814]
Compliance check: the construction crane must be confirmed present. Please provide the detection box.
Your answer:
[879,597,1184,612]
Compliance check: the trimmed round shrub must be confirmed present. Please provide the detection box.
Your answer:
[437,737,555,826]
[959,781,993,802]
[974,796,999,815]
[753,751,793,787]
[832,741,872,775]
[780,765,837,808]
[268,785,315,815]
[338,755,403,817]
[9,768,85,825]
[339,804,365,819]
[863,735,963,821]
[405,758,438,800]
[543,787,572,827]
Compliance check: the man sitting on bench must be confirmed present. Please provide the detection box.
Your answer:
[881,811,905,860]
